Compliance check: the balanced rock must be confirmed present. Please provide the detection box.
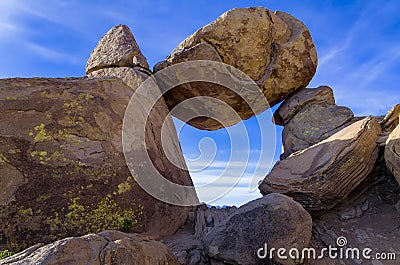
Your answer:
[259,117,382,212]
[154,7,317,130]
[0,231,179,265]
[274,86,355,158]
[0,77,197,252]
[203,193,312,265]
[385,124,400,185]
[85,24,149,74]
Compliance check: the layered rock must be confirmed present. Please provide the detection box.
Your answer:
[0,231,179,265]
[154,7,317,130]
[380,103,400,132]
[203,193,312,265]
[385,124,400,185]
[274,86,355,158]
[0,77,196,252]
[85,24,149,74]
[259,117,382,212]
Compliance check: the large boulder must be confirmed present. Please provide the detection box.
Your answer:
[0,230,179,265]
[380,103,400,132]
[85,24,149,74]
[0,77,196,252]
[259,117,382,212]
[154,7,317,130]
[274,86,355,158]
[203,193,312,265]
[385,124,400,185]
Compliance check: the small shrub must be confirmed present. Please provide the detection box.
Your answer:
[0,250,14,260]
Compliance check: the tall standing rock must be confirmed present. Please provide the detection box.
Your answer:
[85,24,149,74]
[154,7,318,130]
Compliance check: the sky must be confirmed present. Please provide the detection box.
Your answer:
[1,0,399,206]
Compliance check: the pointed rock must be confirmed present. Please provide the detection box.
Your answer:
[86,24,149,74]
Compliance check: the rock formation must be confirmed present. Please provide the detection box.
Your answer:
[385,124,400,185]
[273,86,355,158]
[86,24,149,74]
[203,193,312,265]
[154,7,317,130]
[0,231,179,265]
[0,75,196,251]
[259,117,382,212]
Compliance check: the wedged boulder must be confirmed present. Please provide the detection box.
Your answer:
[0,77,197,252]
[259,117,382,212]
[273,86,355,158]
[85,24,149,74]
[385,124,400,185]
[273,86,335,126]
[154,7,317,130]
[282,104,354,158]
[203,193,312,265]
[0,230,179,265]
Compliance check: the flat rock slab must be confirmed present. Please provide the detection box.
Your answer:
[259,117,382,212]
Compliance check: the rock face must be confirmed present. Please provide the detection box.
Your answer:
[380,103,400,132]
[85,24,149,74]
[0,77,196,252]
[259,117,382,212]
[274,86,355,158]
[154,7,317,130]
[385,124,400,184]
[0,230,179,265]
[203,193,312,265]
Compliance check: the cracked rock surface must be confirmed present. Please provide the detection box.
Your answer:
[0,230,179,265]
[154,7,317,130]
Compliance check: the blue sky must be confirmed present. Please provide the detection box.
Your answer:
[1,0,399,206]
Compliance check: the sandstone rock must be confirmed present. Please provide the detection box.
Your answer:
[154,7,317,130]
[282,104,354,158]
[0,230,179,265]
[273,86,355,158]
[273,86,335,126]
[88,67,149,91]
[380,103,400,132]
[385,124,400,185]
[259,117,382,212]
[86,24,149,74]
[0,77,197,252]
[203,193,312,265]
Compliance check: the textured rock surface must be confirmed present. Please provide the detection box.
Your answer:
[203,193,312,265]
[86,24,149,74]
[0,230,179,265]
[273,86,335,126]
[385,124,400,184]
[259,117,382,212]
[154,7,317,130]
[282,104,354,158]
[380,103,400,132]
[0,77,196,252]
[274,86,355,158]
